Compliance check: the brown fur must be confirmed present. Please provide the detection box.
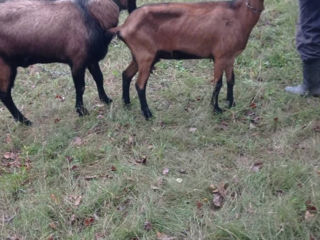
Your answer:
[115,0,264,118]
[0,0,136,125]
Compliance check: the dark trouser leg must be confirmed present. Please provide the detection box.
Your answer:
[303,59,320,96]
[88,62,112,104]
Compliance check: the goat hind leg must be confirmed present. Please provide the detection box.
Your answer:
[122,60,138,105]
[88,62,112,104]
[72,67,88,116]
[135,61,153,119]
[225,68,235,108]
[211,61,225,113]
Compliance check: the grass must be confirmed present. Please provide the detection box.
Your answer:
[1,0,320,239]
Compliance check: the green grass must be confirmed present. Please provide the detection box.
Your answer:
[1,0,320,239]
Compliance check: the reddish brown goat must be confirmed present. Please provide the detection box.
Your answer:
[0,0,136,125]
[113,0,264,119]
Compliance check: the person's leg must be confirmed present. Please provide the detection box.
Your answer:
[285,59,320,96]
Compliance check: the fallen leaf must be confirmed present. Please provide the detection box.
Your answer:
[66,156,73,163]
[3,152,18,160]
[84,217,95,227]
[136,156,147,165]
[70,214,77,225]
[55,95,65,102]
[196,201,203,209]
[49,222,57,230]
[162,168,169,175]
[50,194,59,205]
[72,137,83,146]
[71,165,78,171]
[54,118,61,123]
[178,169,187,174]
[249,102,256,109]
[127,136,135,145]
[250,162,263,172]
[111,165,117,171]
[212,192,224,209]
[305,210,316,221]
[156,232,176,240]
[74,196,82,206]
[84,175,98,181]
[95,233,106,240]
[144,221,152,231]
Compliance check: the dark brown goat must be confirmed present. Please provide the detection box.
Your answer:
[113,0,264,119]
[0,0,136,125]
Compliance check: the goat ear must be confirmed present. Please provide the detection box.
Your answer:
[127,0,136,13]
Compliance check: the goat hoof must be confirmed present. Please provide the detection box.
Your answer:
[21,119,32,126]
[123,98,131,105]
[143,109,153,120]
[214,106,223,114]
[101,96,113,104]
[228,101,236,108]
[77,107,89,116]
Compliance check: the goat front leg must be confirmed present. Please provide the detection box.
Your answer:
[0,64,31,125]
[122,59,138,105]
[225,66,235,108]
[88,62,112,104]
[1,90,32,126]
[211,61,225,113]
[135,61,153,119]
[72,67,88,116]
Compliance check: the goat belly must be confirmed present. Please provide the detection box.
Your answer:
[156,50,207,60]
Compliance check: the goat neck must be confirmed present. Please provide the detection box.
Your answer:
[239,0,264,34]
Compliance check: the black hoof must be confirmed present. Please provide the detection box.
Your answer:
[20,119,32,126]
[228,101,236,108]
[100,96,113,104]
[143,109,153,120]
[214,106,223,114]
[123,98,131,105]
[76,106,89,116]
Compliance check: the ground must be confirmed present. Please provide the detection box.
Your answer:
[0,0,319,239]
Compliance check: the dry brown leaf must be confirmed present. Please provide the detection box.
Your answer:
[3,152,18,160]
[251,162,263,172]
[50,194,60,205]
[84,217,95,227]
[136,156,147,165]
[74,196,82,206]
[144,221,152,231]
[49,222,57,230]
[212,192,224,209]
[72,137,83,146]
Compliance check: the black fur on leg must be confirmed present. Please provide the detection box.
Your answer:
[88,63,112,104]
[72,68,89,116]
[1,91,32,125]
[226,71,235,108]
[135,83,152,119]
[211,76,223,113]
[122,71,132,105]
